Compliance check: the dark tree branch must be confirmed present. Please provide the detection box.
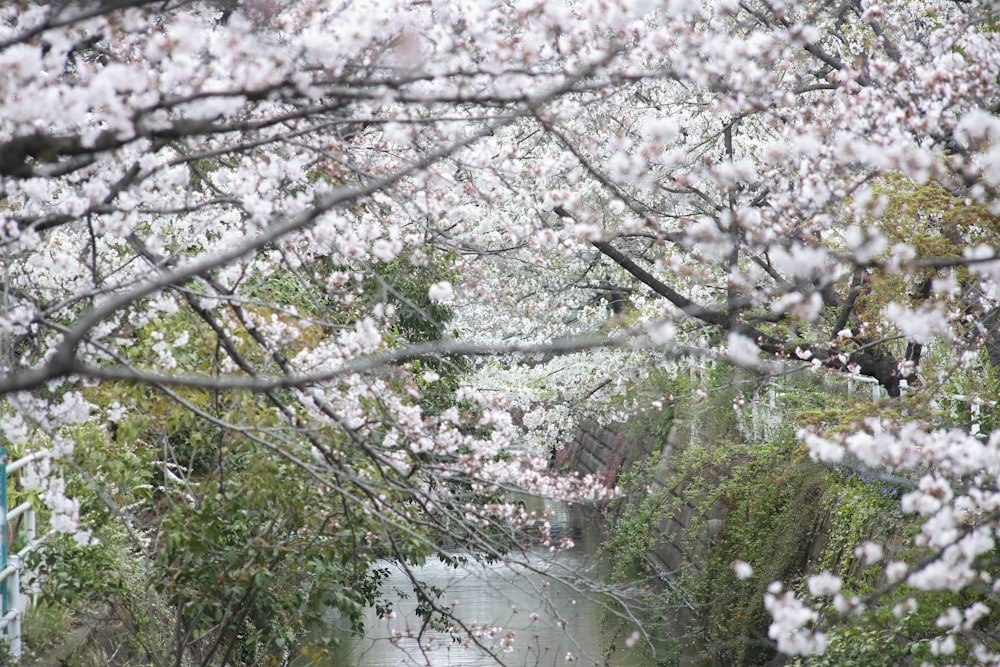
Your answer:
[590,230,909,395]
[831,269,867,337]
[902,277,934,380]
[590,239,731,328]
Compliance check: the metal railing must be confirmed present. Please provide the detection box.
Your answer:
[0,449,46,661]
[740,373,991,444]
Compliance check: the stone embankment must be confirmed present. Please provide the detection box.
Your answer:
[559,413,904,584]
[558,418,721,574]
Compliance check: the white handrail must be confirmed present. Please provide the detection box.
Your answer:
[5,453,41,476]
[0,557,21,658]
[742,373,989,443]
[0,453,47,662]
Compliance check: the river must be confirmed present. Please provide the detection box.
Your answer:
[311,498,681,666]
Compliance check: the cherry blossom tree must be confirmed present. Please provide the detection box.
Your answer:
[2,0,1000,663]
[0,0,617,661]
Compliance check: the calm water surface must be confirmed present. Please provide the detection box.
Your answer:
[313,500,678,666]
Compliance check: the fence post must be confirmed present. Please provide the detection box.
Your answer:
[1,445,7,622]
[7,555,19,660]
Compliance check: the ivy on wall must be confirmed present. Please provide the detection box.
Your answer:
[601,362,996,666]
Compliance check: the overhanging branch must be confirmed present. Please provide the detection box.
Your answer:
[590,240,731,327]
[67,334,646,392]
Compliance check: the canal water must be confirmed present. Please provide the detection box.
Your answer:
[314,499,680,666]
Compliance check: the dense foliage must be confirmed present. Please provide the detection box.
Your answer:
[606,364,1000,666]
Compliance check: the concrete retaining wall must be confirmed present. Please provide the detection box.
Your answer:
[561,418,721,574]
[561,414,874,580]
[556,421,905,588]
